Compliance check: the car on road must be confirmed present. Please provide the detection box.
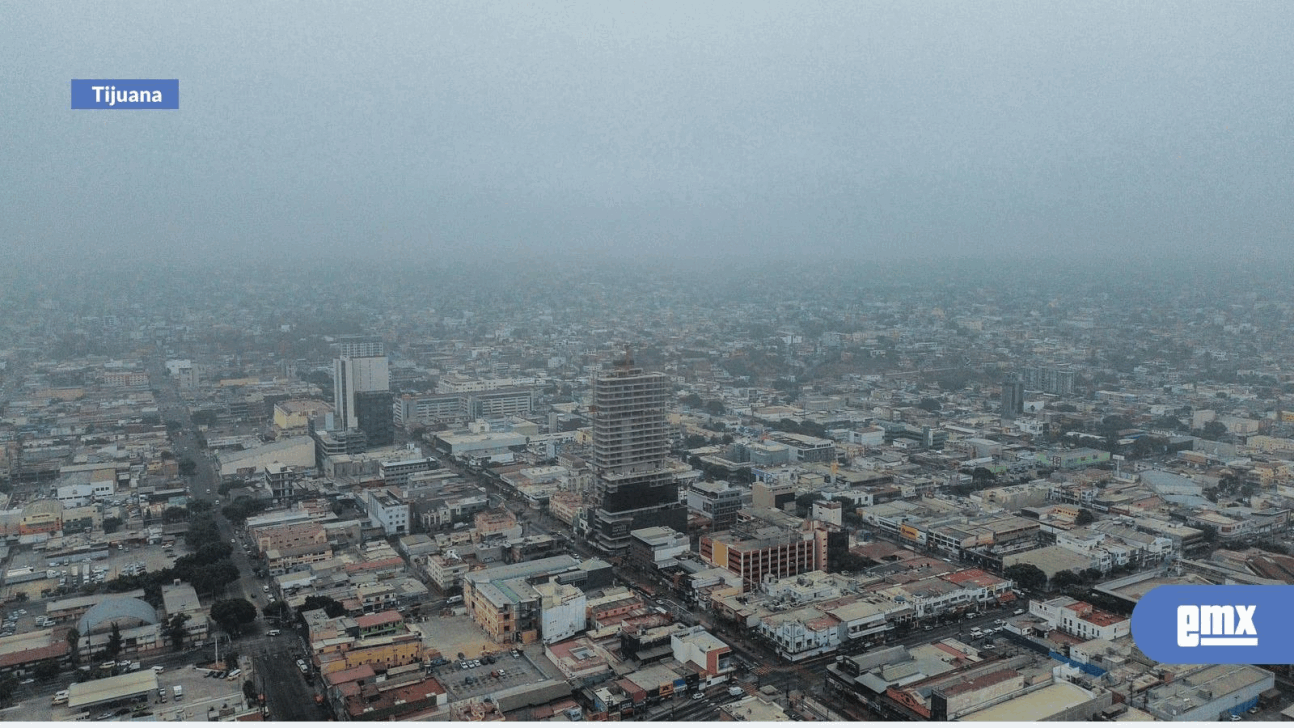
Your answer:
[96,712,114,720]
[267,629,281,636]
[153,665,165,673]
[691,692,705,700]
[1013,608,1025,616]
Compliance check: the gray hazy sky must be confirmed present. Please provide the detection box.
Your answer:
[4,1,1293,266]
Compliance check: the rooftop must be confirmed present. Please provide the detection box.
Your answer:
[959,681,1095,722]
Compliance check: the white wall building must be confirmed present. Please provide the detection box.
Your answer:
[536,580,586,644]
[1029,597,1130,641]
[364,487,411,536]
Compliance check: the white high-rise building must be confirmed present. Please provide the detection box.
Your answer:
[333,342,392,449]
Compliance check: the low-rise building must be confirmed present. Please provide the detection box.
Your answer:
[365,487,410,536]
[1029,597,1130,641]
[628,526,689,572]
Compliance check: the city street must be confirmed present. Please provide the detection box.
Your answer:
[149,359,265,609]
[252,647,327,722]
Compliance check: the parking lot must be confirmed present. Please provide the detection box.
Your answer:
[31,662,249,722]
[432,649,547,701]
[409,614,497,662]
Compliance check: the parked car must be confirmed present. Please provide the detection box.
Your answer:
[267,629,281,637]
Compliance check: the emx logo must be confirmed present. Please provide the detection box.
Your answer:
[1177,604,1257,647]
[1133,586,1288,663]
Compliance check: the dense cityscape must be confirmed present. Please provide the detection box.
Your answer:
[1,256,1294,721]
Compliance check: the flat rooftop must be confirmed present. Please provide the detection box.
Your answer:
[68,671,159,710]
[960,681,1094,722]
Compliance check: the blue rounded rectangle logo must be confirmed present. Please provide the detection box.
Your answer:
[71,79,178,109]
[1131,585,1290,664]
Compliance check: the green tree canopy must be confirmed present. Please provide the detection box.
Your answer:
[105,623,123,659]
[1004,563,1047,591]
[210,598,258,636]
[1051,570,1084,589]
[299,595,346,620]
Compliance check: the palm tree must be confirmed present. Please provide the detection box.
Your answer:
[66,628,81,666]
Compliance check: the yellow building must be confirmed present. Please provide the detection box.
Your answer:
[273,399,334,431]
[318,633,424,675]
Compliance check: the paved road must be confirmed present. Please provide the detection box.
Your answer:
[253,647,327,722]
[149,359,267,609]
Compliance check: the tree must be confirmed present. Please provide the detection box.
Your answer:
[106,623,123,659]
[705,400,726,416]
[1202,420,1228,440]
[224,649,239,671]
[66,627,81,666]
[683,434,709,450]
[187,561,241,597]
[167,613,191,651]
[1051,570,1084,589]
[1080,568,1104,583]
[193,541,233,564]
[222,496,267,524]
[679,393,703,409]
[971,467,996,488]
[0,676,17,708]
[34,658,61,681]
[242,679,258,704]
[218,478,247,496]
[263,600,291,622]
[210,598,258,636]
[102,517,123,534]
[178,457,197,477]
[794,492,819,517]
[1075,509,1095,526]
[1004,563,1047,592]
[299,595,345,620]
[917,397,941,413]
[163,506,189,523]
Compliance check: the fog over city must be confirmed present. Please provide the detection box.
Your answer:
[5,1,1294,267]
[14,3,1294,723]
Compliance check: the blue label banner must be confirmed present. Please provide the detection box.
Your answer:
[72,79,179,109]
[1131,585,1294,664]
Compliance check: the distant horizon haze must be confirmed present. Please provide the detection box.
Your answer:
[4,2,1294,266]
